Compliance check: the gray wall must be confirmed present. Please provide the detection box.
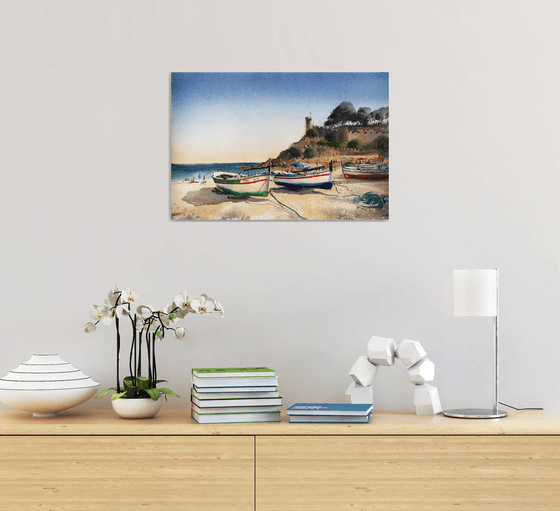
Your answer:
[1,0,558,417]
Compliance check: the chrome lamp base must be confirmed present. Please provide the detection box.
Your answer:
[443,408,508,419]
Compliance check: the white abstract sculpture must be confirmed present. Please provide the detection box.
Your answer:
[367,336,397,366]
[345,381,375,406]
[345,337,441,415]
[406,358,435,383]
[413,383,442,415]
[396,339,426,368]
[349,355,379,386]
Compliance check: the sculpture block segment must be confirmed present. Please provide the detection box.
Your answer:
[345,381,374,405]
[349,355,379,386]
[396,339,427,369]
[367,336,397,366]
[413,383,442,415]
[406,358,435,383]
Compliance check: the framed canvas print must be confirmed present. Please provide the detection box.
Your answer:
[171,72,388,221]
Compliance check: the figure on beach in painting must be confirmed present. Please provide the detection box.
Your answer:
[170,72,389,221]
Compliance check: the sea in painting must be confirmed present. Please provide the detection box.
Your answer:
[171,162,263,183]
[171,72,389,221]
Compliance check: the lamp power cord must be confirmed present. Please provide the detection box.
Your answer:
[499,401,543,411]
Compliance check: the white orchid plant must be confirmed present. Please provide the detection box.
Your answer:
[85,285,224,401]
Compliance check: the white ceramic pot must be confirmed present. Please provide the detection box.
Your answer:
[0,354,100,417]
[111,397,163,419]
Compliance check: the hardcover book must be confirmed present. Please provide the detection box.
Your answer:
[192,403,280,414]
[192,395,283,408]
[192,367,275,378]
[192,385,279,394]
[192,375,278,388]
[289,415,370,423]
[192,409,281,424]
[191,389,280,400]
[286,403,374,416]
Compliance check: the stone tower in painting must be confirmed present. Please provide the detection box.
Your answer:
[341,126,350,144]
[305,114,313,134]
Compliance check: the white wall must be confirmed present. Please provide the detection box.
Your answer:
[1,0,558,416]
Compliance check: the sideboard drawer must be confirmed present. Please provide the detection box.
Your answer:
[256,435,560,511]
[0,436,254,511]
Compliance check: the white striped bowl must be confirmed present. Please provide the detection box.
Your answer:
[0,354,99,417]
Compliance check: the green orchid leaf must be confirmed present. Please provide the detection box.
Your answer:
[123,377,135,389]
[111,392,127,401]
[96,388,117,398]
[158,388,179,398]
[145,388,160,401]
[155,380,168,384]
[135,377,150,390]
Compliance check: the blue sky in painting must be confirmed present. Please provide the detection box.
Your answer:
[171,72,388,164]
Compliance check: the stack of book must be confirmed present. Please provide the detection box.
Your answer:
[191,367,282,424]
[286,403,374,423]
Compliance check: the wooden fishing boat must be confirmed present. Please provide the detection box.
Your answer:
[273,166,333,190]
[342,162,389,179]
[212,169,271,197]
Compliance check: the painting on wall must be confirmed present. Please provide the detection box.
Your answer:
[170,73,389,221]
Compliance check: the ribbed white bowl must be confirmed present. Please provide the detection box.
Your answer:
[0,354,99,417]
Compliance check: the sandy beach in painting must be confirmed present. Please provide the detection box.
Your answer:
[171,160,388,221]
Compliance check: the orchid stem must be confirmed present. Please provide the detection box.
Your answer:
[133,315,137,386]
[152,333,157,387]
[115,316,121,393]
[146,337,152,385]
[129,317,135,387]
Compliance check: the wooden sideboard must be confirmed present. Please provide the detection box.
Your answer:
[1,408,559,510]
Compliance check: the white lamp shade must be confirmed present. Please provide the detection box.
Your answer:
[454,269,498,317]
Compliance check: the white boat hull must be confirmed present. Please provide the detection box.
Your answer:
[212,172,271,197]
[273,169,333,189]
[342,163,389,179]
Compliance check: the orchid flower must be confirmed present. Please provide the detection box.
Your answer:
[190,294,213,314]
[172,302,189,319]
[161,306,179,326]
[158,313,170,329]
[207,297,225,317]
[89,304,111,325]
[174,327,186,339]
[121,287,140,306]
[174,291,195,313]
[106,285,122,307]
[107,303,129,318]
[215,301,225,317]
[137,305,154,320]
[84,322,97,334]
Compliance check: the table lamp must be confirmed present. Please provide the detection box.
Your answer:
[443,269,507,419]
